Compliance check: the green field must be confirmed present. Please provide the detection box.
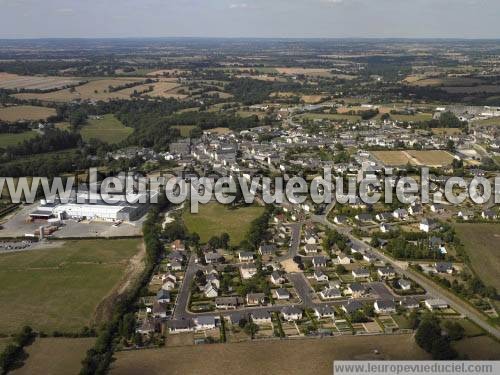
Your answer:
[475,117,500,126]
[12,337,95,375]
[173,125,195,137]
[0,238,141,334]
[299,113,361,122]
[0,131,38,148]
[455,223,500,290]
[182,203,265,245]
[390,113,433,122]
[81,114,133,144]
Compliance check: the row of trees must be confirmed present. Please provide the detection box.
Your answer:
[80,197,169,374]
[0,326,35,374]
[1,129,82,161]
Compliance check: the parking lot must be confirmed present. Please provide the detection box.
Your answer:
[0,203,144,238]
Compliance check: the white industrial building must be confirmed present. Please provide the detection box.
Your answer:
[30,191,156,222]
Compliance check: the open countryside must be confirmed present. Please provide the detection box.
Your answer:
[0,238,142,334]
[11,338,95,375]
[455,223,500,291]
[111,335,431,375]
[81,114,133,144]
[0,105,56,122]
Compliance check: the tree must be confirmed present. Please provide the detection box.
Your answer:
[350,310,368,323]
[69,110,87,127]
[14,326,34,347]
[415,316,441,353]
[353,252,363,261]
[119,313,136,340]
[243,322,259,338]
[133,332,143,347]
[0,344,24,373]
[220,233,230,249]
[431,337,457,360]
[238,318,247,329]
[336,264,347,274]
[363,303,375,318]
[414,314,457,359]
[443,321,464,341]
[408,309,420,329]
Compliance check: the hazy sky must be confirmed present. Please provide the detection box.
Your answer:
[0,0,499,39]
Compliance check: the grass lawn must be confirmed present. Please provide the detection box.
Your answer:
[0,337,11,352]
[172,125,195,137]
[299,113,361,122]
[11,337,95,375]
[475,117,500,126]
[55,121,71,131]
[391,314,412,329]
[390,113,432,122]
[81,114,133,144]
[455,223,500,290]
[453,336,500,360]
[0,131,38,148]
[182,203,265,245]
[0,238,141,334]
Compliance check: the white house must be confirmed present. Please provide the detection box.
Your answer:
[398,279,412,291]
[352,268,370,279]
[424,298,448,311]
[314,305,335,319]
[270,271,285,285]
[251,311,272,324]
[420,218,438,233]
[336,254,351,265]
[393,208,408,220]
[374,300,396,314]
[320,288,342,300]
[194,316,217,331]
[274,288,291,300]
[313,270,329,282]
[304,244,319,254]
[281,306,303,321]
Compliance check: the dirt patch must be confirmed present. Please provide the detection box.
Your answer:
[12,337,94,375]
[281,258,300,273]
[111,334,429,375]
[92,241,146,325]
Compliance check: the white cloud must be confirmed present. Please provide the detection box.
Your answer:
[55,8,75,14]
[229,3,248,9]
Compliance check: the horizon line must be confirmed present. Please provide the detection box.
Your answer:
[1,36,500,42]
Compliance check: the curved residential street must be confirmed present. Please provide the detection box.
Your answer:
[311,213,500,340]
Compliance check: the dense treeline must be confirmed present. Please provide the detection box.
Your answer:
[240,206,274,251]
[80,197,169,374]
[0,149,94,179]
[0,122,31,134]
[1,129,81,161]
[415,314,458,360]
[0,60,91,76]
[426,111,466,129]
[160,111,261,131]
[0,326,35,374]
[226,78,301,105]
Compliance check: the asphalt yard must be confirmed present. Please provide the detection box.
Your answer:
[0,204,143,238]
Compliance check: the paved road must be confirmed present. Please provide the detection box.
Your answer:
[311,214,500,340]
[287,273,315,306]
[172,253,198,320]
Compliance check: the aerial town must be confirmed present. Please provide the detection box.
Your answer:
[0,9,500,375]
